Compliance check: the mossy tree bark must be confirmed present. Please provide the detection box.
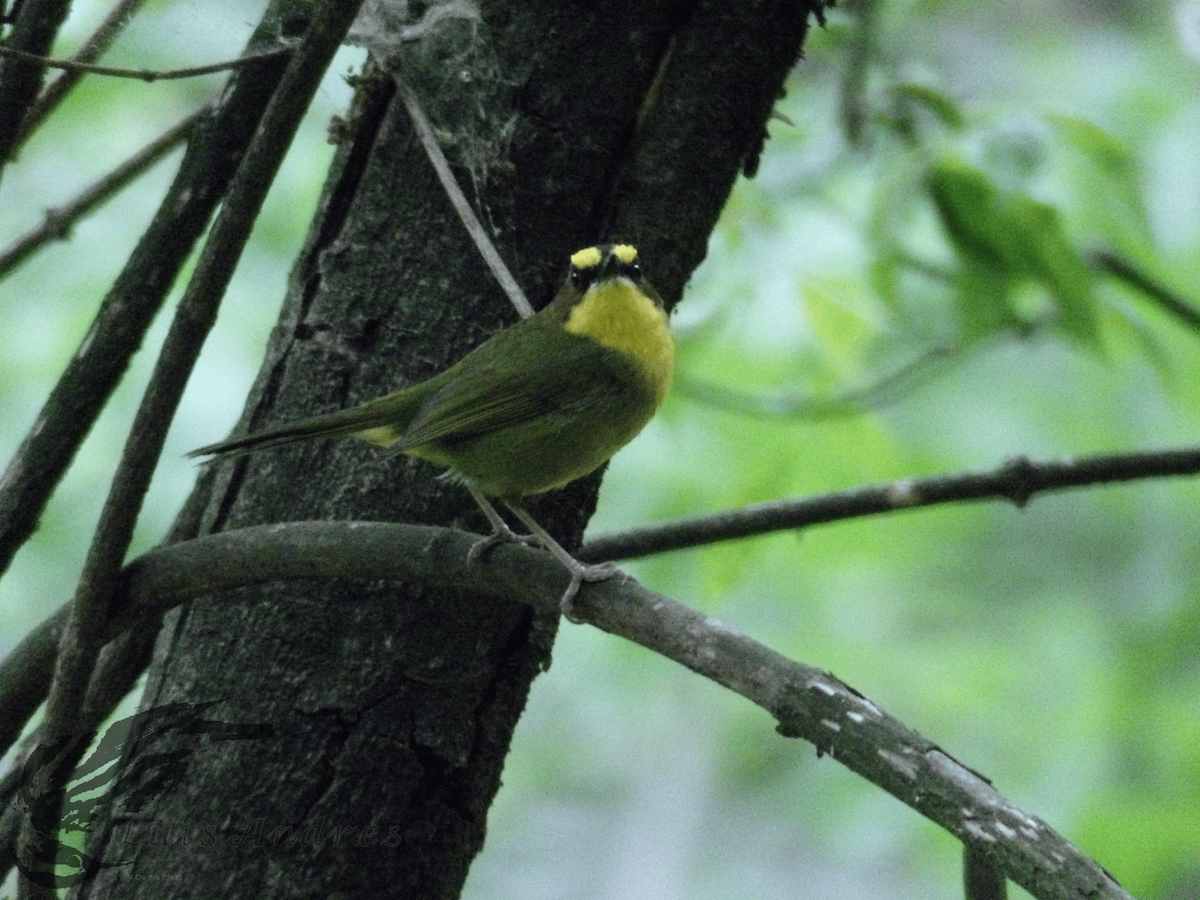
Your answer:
[74,2,824,897]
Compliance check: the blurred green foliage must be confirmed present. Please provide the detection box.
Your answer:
[479,3,1200,899]
[1,1,1198,899]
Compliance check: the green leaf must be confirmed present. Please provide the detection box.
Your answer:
[1045,113,1152,248]
[868,251,902,309]
[926,158,1023,267]
[890,83,966,131]
[1045,114,1133,179]
[928,157,1099,346]
[951,261,1018,340]
[1009,197,1099,346]
[804,280,878,370]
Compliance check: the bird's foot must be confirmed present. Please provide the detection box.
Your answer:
[466,522,538,564]
[463,484,539,563]
[461,487,627,622]
[557,560,621,623]
[502,501,625,622]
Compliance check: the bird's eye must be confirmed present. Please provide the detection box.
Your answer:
[571,269,587,287]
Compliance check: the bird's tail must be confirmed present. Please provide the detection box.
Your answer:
[187,391,419,461]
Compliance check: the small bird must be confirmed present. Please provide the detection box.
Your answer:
[189,244,675,617]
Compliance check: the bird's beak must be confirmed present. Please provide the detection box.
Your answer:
[596,250,623,282]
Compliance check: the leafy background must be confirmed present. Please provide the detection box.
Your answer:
[1,1,1198,898]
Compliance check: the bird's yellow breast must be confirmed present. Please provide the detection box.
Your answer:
[564,278,674,403]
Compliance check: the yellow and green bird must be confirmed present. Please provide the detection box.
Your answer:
[190,244,674,616]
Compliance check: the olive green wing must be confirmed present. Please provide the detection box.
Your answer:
[395,327,622,451]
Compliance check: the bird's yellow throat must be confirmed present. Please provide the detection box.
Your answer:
[564,269,674,404]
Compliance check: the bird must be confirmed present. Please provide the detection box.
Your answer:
[189,244,674,618]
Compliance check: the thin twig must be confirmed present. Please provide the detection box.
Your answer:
[0,22,292,578]
[13,0,150,152]
[1091,248,1200,335]
[838,0,875,145]
[674,342,961,419]
[0,104,205,279]
[0,43,291,83]
[579,446,1200,562]
[0,520,1135,900]
[392,69,534,318]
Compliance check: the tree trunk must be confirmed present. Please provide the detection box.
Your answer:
[74,2,820,896]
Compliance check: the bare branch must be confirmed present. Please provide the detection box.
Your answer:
[13,0,150,152]
[0,20,293,577]
[965,842,1009,900]
[16,0,366,890]
[0,43,291,84]
[579,446,1200,562]
[0,0,72,171]
[393,70,534,318]
[0,521,1133,900]
[0,104,205,279]
[1091,249,1200,336]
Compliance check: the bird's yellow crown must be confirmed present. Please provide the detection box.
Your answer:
[570,244,638,269]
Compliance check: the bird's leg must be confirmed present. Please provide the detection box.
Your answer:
[503,501,621,622]
[464,484,538,563]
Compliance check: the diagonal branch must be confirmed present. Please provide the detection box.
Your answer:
[0,18,292,578]
[391,73,532,321]
[0,521,1134,900]
[674,340,961,419]
[14,0,366,892]
[0,0,72,172]
[393,70,533,318]
[0,43,292,83]
[0,103,205,279]
[12,0,150,152]
[1091,249,1200,336]
[579,445,1200,562]
[4,443,1196,805]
